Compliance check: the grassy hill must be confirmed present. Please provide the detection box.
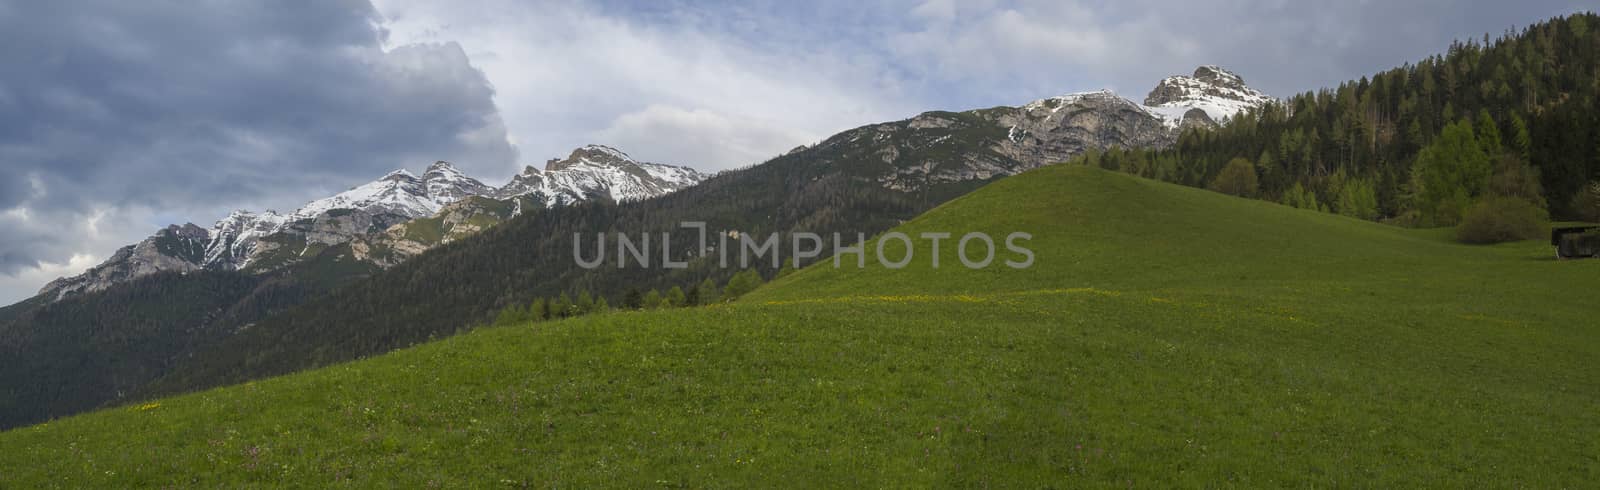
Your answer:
[2,166,1596,487]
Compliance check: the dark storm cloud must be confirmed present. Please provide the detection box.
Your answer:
[0,0,517,274]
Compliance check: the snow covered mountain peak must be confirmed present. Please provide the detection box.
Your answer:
[380,169,417,181]
[1022,89,1122,113]
[1143,65,1273,126]
[293,170,433,221]
[421,161,493,206]
[505,145,709,206]
[214,209,286,228]
[422,161,474,184]
[38,147,709,301]
[284,161,493,223]
[202,209,288,269]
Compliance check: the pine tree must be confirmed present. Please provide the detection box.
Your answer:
[1509,114,1532,161]
[696,278,721,304]
[665,286,686,308]
[576,291,595,315]
[553,293,573,318]
[530,298,548,321]
[594,296,610,313]
[1335,178,1380,220]
[685,285,701,306]
[1475,109,1504,157]
[493,304,524,325]
[1280,182,1321,210]
[642,289,663,310]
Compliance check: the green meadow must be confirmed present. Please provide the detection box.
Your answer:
[3,166,1597,487]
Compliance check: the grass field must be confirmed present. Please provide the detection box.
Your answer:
[3,166,1597,487]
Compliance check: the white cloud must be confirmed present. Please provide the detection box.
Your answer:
[0,253,100,304]
[596,104,816,170]
[372,0,917,172]
[0,205,156,305]
[910,0,958,22]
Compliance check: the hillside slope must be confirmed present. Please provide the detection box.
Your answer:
[3,166,1597,486]
[0,65,1273,430]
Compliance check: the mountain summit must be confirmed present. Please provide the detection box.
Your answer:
[38,147,709,301]
[1142,65,1273,126]
[501,144,707,205]
[291,162,489,223]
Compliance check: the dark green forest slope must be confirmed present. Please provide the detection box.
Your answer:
[1080,13,1600,225]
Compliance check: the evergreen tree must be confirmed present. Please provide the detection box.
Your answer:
[1280,182,1321,211]
[1509,114,1532,161]
[642,289,664,310]
[1335,178,1380,220]
[553,293,573,318]
[594,296,610,313]
[576,290,595,315]
[530,298,548,321]
[622,288,643,310]
[1475,109,1504,157]
[493,304,524,325]
[685,284,702,306]
[665,286,686,308]
[696,278,721,304]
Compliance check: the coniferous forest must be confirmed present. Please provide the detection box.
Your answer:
[1073,14,1600,229]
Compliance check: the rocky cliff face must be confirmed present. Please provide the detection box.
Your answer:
[351,195,525,267]
[38,149,708,301]
[202,210,288,271]
[39,225,210,299]
[802,66,1273,192]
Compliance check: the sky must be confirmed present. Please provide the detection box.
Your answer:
[0,0,1589,305]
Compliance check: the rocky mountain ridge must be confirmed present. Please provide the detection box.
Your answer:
[798,65,1273,191]
[38,146,707,301]
[34,66,1266,301]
